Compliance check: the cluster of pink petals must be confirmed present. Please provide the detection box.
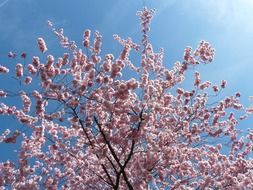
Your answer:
[20,91,31,113]
[15,63,23,78]
[0,90,7,97]
[194,71,201,86]
[93,31,102,54]
[114,35,140,52]
[113,35,140,72]
[0,65,9,73]
[50,24,77,51]
[4,130,20,143]
[27,64,37,75]
[184,46,197,64]
[194,40,215,63]
[221,79,227,88]
[32,56,40,68]
[83,29,91,48]
[24,76,32,84]
[137,7,156,46]
[102,54,113,72]
[1,7,253,190]
[0,129,10,143]
[184,41,215,65]
[15,110,37,125]
[110,60,124,78]
[37,37,48,53]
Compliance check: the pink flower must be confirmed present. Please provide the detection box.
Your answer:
[15,63,23,78]
[0,129,10,143]
[37,37,48,53]
[199,81,212,90]
[176,88,184,95]
[0,65,9,73]
[93,31,102,54]
[32,56,40,68]
[24,76,32,84]
[194,40,215,63]
[212,85,219,92]
[27,64,37,74]
[0,90,7,97]
[20,92,31,113]
[194,72,200,86]
[137,7,156,47]
[83,29,91,47]
[221,80,226,88]
[0,7,253,190]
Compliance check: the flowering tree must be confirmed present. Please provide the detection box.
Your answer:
[1,7,253,190]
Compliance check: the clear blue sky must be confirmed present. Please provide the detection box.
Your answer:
[0,0,253,160]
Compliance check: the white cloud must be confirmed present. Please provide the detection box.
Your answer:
[179,0,253,32]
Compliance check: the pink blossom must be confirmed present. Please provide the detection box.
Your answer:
[0,129,10,143]
[0,65,9,73]
[212,85,219,92]
[15,63,23,78]
[32,56,40,68]
[83,29,91,47]
[194,40,215,63]
[199,81,212,90]
[0,6,252,190]
[0,90,7,97]
[27,64,37,74]
[221,80,227,88]
[184,46,196,64]
[20,91,31,113]
[24,76,32,84]
[194,72,200,86]
[93,31,102,54]
[37,37,48,53]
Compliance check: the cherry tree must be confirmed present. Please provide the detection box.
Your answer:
[1,7,253,190]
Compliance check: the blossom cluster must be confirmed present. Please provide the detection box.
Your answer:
[0,65,9,74]
[0,7,252,190]
[37,38,48,53]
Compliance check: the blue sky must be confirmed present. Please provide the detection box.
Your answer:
[0,0,253,160]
